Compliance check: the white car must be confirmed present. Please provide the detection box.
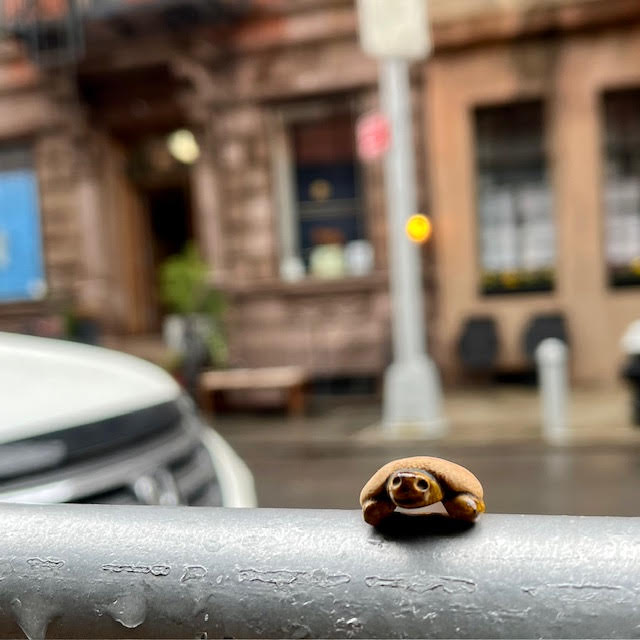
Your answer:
[0,332,256,507]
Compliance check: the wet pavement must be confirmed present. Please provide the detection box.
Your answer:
[211,387,640,516]
[229,439,640,516]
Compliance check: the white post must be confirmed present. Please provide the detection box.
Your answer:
[379,59,445,436]
[535,338,569,444]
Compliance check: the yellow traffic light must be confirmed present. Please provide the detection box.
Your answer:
[405,214,432,244]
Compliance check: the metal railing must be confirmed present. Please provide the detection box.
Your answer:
[0,0,251,67]
[0,503,638,638]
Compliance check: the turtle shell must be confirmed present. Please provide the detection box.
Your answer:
[359,456,484,506]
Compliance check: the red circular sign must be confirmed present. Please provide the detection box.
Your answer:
[356,112,391,161]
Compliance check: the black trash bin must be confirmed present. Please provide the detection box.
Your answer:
[621,321,640,426]
[457,316,498,373]
[522,313,569,363]
[622,355,640,425]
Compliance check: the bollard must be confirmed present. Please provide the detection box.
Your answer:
[535,338,569,443]
[621,320,640,426]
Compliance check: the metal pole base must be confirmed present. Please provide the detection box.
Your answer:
[383,355,447,437]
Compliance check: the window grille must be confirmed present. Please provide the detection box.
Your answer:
[0,0,85,68]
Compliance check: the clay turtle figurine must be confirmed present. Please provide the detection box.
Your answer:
[359,456,485,527]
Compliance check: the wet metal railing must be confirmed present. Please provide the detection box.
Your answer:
[0,504,638,638]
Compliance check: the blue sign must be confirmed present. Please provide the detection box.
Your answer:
[0,170,46,302]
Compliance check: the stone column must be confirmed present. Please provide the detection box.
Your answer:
[72,130,110,324]
[190,121,226,284]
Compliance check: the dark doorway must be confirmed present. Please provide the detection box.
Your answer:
[117,131,195,333]
[143,183,193,327]
[146,185,192,266]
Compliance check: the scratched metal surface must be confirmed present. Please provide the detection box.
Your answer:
[0,504,638,639]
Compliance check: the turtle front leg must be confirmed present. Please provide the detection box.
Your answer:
[442,492,485,522]
[361,497,395,526]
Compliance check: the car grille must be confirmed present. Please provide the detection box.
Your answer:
[0,401,223,507]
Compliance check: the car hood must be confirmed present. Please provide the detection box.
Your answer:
[0,332,180,442]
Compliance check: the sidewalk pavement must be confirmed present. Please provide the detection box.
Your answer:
[212,385,640,448]
[102,334,639,446]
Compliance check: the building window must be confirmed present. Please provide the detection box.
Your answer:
[602,89,640,287]
[0,145,46,302]
[273,104,369,281]
[292,113,364,268]
[474,100,555,294]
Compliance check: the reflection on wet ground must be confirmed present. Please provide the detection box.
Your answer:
[229,439,640,515]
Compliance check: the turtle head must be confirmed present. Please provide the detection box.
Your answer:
[386,469,443,509]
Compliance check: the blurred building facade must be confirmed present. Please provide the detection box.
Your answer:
[0,0,639,386]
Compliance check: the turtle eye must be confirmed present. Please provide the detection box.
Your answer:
[416,478,429,491]
[391,476,402,488]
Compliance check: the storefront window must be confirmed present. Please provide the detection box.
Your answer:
[0,145,46,302]
[474,100,555,294]
[602,88,640,287]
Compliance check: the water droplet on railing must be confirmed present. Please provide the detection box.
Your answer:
[98,593,147,629]
[10,597,57,640]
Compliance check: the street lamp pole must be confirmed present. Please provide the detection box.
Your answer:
[379,58,444,436]
[357,0,445,436]
[381,59,423,363]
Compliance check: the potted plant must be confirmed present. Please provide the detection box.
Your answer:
[159,243,228,388]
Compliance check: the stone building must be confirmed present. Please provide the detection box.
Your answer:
[426,0,640,385]
[1,0,640,386]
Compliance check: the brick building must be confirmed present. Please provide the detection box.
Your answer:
[1,0,640,386]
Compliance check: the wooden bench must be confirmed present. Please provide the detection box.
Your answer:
[198,366,308,417]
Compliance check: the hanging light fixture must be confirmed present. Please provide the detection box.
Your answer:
[166,129,200,165]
